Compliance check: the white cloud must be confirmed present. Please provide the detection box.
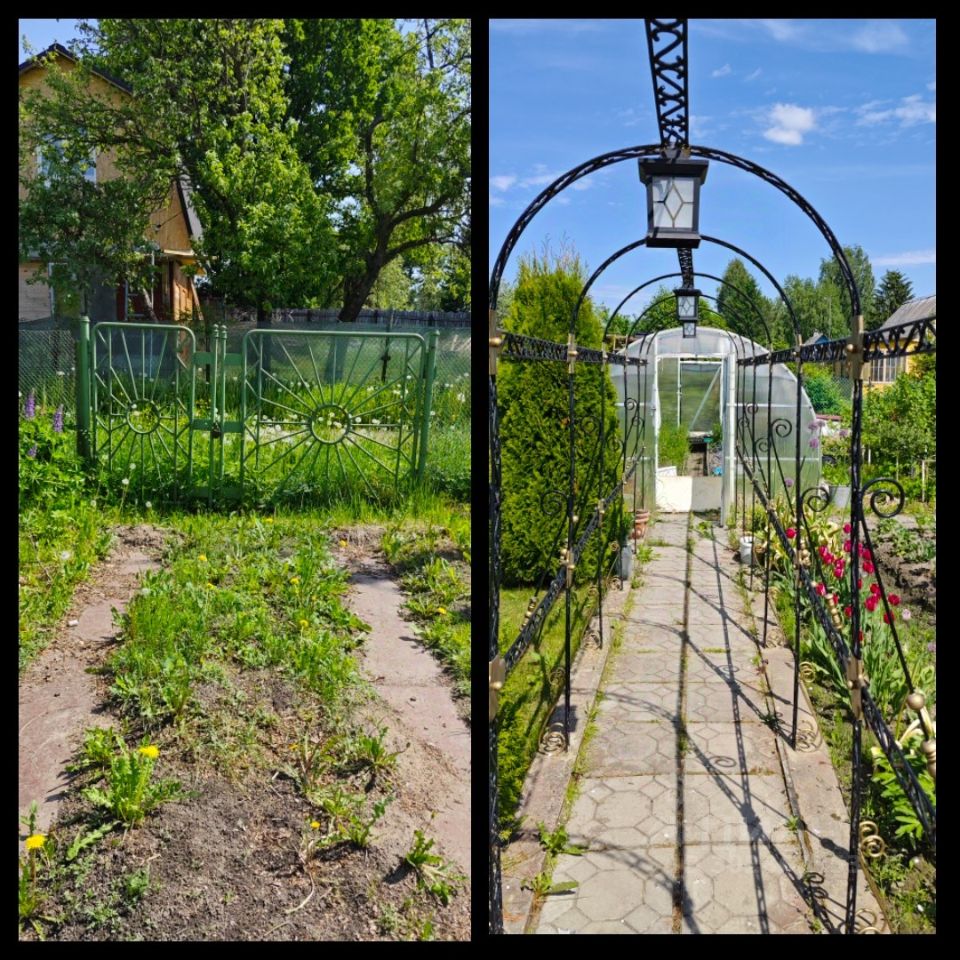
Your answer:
[554,195,571,206]
[689,114,710,138]
[857,93,935,127]
[489,193,504,208]
[757,19,802,42]
[763,103,816,145]
[744,67,762,82]
[872,249,936,267]
[851,20,909,53]
[711,63,732,78]
[490,175,517,192]
[927,80,936,91]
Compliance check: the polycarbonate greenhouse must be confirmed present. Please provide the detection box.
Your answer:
[611,326,821,522]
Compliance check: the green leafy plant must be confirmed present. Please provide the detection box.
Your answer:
[83,741,182,826]
[403,829,465,906]
[537,822,587,857]
[522,872,579,897]
[868,744,935,850]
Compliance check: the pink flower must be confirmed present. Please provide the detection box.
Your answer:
[863,561,875,575]
[865,595,879,612]
[863,548,872,562]
[869,583,880,596]
[843,523,852,534]
[888,594,900,606]
[843,540,851,553]
[786,528,796,539]
[832,593,840,604]
[816,582,827,597]
[833,564,844,579]
[901,609,912,622]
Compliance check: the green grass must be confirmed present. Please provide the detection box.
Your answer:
[496,578,604,831]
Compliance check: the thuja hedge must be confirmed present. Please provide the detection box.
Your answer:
[498,253,625,586]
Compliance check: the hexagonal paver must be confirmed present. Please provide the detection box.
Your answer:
[598,684,678,724]
[619,624,683,651]
[684,722,780,776]
[583,719,676,776]
[565,774,677,848]
[607,650,682,685]
[683,770,794,845]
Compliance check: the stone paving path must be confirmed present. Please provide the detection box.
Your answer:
[534,513,878,935]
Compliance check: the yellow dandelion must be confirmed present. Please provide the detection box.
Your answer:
[265,517,274,524]
[138,745,160,760]
[339,539,348,548]
[207,582,216,589]
[310,821,321,830]
[437,606,447,616]
[299,619,309,629]
[198,554,208,563]
[289,743,298,750]
[25,834,46,851]
[290,576,301,585]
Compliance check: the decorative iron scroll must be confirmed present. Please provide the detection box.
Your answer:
[502,331,643,366]
[677,246,695,287]
[644,19,689,148]
[863,317,936,359]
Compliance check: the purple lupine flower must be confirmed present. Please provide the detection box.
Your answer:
[838,428,850,439]
[808,420,820,432]
[26,444,38,458]
[24,391,36,420]
[53,406,64,434]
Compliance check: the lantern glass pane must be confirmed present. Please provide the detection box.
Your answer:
[683,321,696,338]
[677,296,695,319]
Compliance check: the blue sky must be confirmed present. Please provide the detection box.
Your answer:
[19,18,83,60]
[490,18,936,315]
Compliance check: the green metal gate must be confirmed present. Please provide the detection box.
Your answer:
[79,319,437,504]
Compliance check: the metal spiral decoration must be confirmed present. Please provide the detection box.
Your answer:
[858,821,887,859]
[800,484,832,520]
[861,476,905,519]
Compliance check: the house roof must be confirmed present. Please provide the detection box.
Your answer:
[802,330,829,346]
[19,42,132,95]
[877,294,936,331]
[176,178,203,242]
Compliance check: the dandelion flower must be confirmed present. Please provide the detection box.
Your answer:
[299,619,309,629]
[25,834,46,851]
[310,821,321,830]
[59,550,73,562]
[145,501,153,510]
[198,554,208,563]
[207,582,216,589]
[290,576,301,585]
[339,539,348,547]
[437,606,447,615]
[138,745,159,760]
[121,478,130,487]
[265,517,274,524]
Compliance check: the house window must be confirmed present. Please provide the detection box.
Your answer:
[36,137,97,184]
[870,354,906,383]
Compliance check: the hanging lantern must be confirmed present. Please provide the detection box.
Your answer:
[638,157,709,247]
[675,287,701,338]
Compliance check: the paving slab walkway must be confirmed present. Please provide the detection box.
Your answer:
[534,513,884,935]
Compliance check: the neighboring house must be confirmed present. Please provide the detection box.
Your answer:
[866,294,936,389]
[18,43,203,325]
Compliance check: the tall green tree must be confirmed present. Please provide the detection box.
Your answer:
[716,259,772,345]
[818,243,876,332]
[873,269,914,328]
[284,19,471,322]
[22,20,339,325]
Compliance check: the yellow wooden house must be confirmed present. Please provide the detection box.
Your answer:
[19,43,203,325]
[865,294,935,390]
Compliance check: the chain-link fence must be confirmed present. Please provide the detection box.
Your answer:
[19,320,77,418]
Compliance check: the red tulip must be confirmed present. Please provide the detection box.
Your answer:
[786,527,796,539]
[816,582,827,597]
[844,605,852,618]
[870,583,880,596]
[843,523,852,534]
[843,540,851,553]
[833,563,844,579]
[883,611,894,624]
[865,595,879,612]
[863,561,875,575]
[889,594,900,606]
[863,548,872,562]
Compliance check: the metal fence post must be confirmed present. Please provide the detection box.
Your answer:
[416,329,439,481]
[75,315,93,465]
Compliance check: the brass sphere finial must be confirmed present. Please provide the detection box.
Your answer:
[906,691,926,712]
